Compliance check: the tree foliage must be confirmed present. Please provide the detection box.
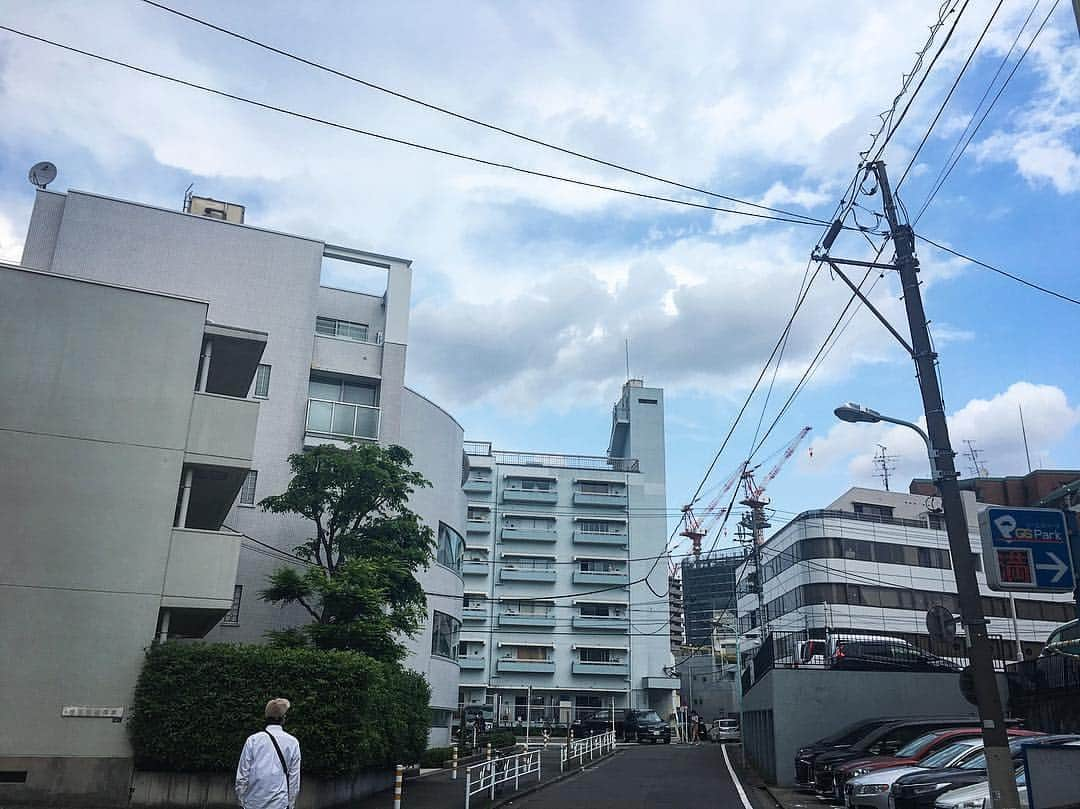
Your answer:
[258,443,434,662]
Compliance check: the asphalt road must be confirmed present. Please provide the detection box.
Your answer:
[507,743,752,809]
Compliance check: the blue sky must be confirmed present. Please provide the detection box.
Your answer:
[1,0,1077,558]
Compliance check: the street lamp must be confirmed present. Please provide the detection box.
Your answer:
[834,402,936,479]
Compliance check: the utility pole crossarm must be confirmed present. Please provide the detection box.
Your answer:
[821,257,915,356]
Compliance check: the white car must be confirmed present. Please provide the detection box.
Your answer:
[933,768,1027,809]
[844,740,982,809]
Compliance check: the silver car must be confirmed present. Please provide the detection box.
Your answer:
[844,740,982,809]
[933,768,1027,809]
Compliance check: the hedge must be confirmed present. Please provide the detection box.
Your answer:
[129,643,431,778]
[419,747,453,768]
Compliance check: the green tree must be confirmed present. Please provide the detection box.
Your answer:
[258,443,434,662]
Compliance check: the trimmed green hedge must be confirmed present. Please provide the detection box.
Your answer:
[419,747,453,768]
[129,643,431,778]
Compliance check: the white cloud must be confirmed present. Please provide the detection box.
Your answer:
[0,211,22,263]
[806,382,1080,486]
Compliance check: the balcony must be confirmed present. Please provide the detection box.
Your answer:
[459,657,486,671]
[503,489,558,505]
[572,661,629,676]
[572,531,628,546]
[161,527,242,611]
[573,491,628,508]
[463,561,489,576]
[311,333,383,380]
[498,613,556,628]
[186,392,259,467]
[466,518,491,534]
[305,398,380,444]
[501,567,557,583]
[463,605,488,622]
[573,570,629,586]
[497,659,555,674]
[464,479,493,494]
[572,615,629,631]
[501,527,558,543]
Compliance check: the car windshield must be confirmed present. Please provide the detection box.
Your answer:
[637,711,662,723]
[920,741,976,768]
[826,720,888,746]
[897,732,944,757]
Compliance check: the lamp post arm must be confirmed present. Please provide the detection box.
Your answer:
[875,414,938,480]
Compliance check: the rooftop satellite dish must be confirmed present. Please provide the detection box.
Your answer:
[28,161,57,190]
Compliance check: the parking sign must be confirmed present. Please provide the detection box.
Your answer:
[978,507,1075,593]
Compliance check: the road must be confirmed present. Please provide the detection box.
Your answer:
[508,743,756,809]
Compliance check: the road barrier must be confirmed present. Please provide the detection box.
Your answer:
[464,748,541,809]
[560,730,616,772]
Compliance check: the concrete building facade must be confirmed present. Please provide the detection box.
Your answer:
[735,486,1076,660]
[14,188,467,746]
[0,261,265,799]
[457,380,678,724]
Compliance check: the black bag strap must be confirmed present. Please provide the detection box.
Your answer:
[263,730,291,801]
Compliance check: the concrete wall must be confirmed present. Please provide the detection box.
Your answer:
[680,656,738,720]
[0,265,207,759]
[741,668,983,785]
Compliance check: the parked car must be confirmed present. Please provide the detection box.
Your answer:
[777,639,829,667]
[623,710,671,744]
[889,735,1080,809]
[572,708,620,737]
[812,718,985,798]
[796,718,903,788]
[709,718,740,743]
[933,767,1028,809]
[1040,618,1080,657]
[844,739,984,809]
[829,635,960,673]
[833,728,1042,799]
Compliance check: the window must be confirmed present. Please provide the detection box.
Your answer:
[252,364,271,398]
[580,603,612,617]
[306,375,380,439]
[468,508,489,522]
[579,520,622,534]
[239,470,257,506]
[511,478,553,491]
[315,316,371,343]
[853,502,895,520]
[222,585,243,625]
[436,523,464,573]
[580,482,613,494]
[580,648,616,663]
[579,559,618,573]
[514,646,548,661]
[463,594,486,610]
[430,610,461,660]
[430,709,453,728]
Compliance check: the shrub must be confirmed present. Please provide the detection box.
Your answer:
[483,730,517,749]
[419,747,453,768]
[129,642,431,778]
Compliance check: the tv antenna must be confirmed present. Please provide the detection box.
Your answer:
[873,444,898,491]
[962,440,989,478]
[28,161,57,190]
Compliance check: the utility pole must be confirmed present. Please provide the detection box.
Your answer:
[870,160,1020,809]
[738,472,770,638]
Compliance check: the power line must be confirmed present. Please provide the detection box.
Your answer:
[138,0,828,227]
[0,24,831,230]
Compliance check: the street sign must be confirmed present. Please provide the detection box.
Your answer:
[926,605,957,643]
[978,507,1075,593]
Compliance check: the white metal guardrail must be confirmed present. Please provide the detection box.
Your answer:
[560,730,616,772]
[464,748,541,809]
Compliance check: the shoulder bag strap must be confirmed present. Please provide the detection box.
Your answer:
[263,730,291,803]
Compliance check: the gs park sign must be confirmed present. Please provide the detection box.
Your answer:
[978,507,1075,593]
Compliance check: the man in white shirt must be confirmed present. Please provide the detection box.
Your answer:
[235,698,301,809]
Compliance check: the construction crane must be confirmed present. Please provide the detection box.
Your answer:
[679,463,745,559]
[739,425,812,545]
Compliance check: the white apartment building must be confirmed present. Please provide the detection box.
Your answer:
[13,188,467,746]
[736,487,1076,660]
[457,381,679,724]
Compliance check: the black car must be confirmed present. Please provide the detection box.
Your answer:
[890,735,1080,809]
[811,718,981,798]
[795,718,897,787]
[623,710,671,744]
[572,708,620,737]
[830,640,961,672]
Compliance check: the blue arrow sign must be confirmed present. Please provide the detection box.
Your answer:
[978,507,1076,593]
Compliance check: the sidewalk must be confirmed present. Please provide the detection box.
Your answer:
[723,744,811,809]
[349,744,593,809]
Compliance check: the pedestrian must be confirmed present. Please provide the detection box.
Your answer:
[690,711,701,745]
[235,698,301,809]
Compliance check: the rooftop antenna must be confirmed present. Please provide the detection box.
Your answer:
[873,444,898,491]
[625,337,631,381]
[183,183,194,213]
[1018,405,1032,473]
[28,161,57,190]
[962,439,989,478]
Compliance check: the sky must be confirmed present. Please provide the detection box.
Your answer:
[0,0,1077,558]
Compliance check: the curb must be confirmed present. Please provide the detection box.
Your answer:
[489,748,621,808]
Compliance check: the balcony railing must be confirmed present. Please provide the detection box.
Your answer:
[572,661,629,676]
[498,613,557,628]
[464,479,493,494]
[459,656,486,670]
[463,561,489,576]
[501,527,558,542]
[305,398,380,441]
[497,658,555,674]
[503,489,558,504]
[464,441,493,456]
[572,614,629,631]
[501,567,557,583]
[493,451,639,473]
[573,570,629,586]
[572,531,628,546]
[573,491,628,508]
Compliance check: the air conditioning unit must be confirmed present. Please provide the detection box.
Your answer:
[186,195,245,224]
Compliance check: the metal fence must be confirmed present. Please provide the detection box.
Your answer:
[464,748,541,809]
[742,629,1009,693]
[560,730,616,772]
[491,451,639,473]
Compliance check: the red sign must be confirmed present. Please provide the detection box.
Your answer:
[997,549,1034,585]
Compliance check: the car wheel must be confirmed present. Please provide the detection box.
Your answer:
[663,737,670,744]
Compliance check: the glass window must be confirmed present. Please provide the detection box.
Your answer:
[430,610,461,659]
[239,470,257,506]
[436,523,464,573]
[579,520,621,534]
[580,648,614,663]
[580,603,612,617]
[308,378,341,401]
[315,316,370,342]
[253,364,271,398]
[580,482,612,494]
[853,502,895,520]
[222,585,243,625]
